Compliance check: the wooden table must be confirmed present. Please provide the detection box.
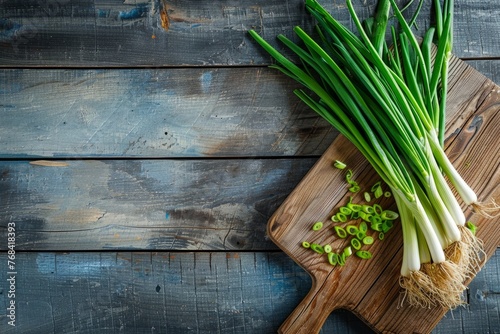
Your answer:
[0,1,498,333]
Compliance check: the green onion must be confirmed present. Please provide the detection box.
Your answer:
[466,221,477,236]
[347,203,362,212]
[346,225,358,235]
[312,221,324,231]
[356,231,366,240]
[364,192,372,202]
[343,246,353,257]
[362,205,375,214]
[338,253,346,266]
[302,241,311,248]
[371,222,383,232]
[349,185,361,193]
[363,236,374,245]
[359,221,368,234]
[373,204,383,215]
[328,252,338,265]
[381,210,399,220]
[351,238,362,250]
[336,213,347,222]
[339,207,352,215]
[324,244,333,253]
[249,0,490,308]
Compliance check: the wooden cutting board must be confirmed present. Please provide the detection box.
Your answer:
[268,55,500,333]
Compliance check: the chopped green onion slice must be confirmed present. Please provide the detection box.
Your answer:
[310,243,324,254]
[346,169,353,182]
[324,244,332,253]
[378,232,385,240]
[336,213,347,222]
[339,206,352,215]
[347,203,362,212]
[349,185,361,193]
[343,246,353,257]
[382,221,394,233]
[374,186,384,199]
[335,226,347,238]
[356,250,373,260]
[302,241,311,248]
[362,205,375,214]
[327,252,338,266]
[359,221,368,233]
[384,191,392,198]
[351,211,359,219]
[466,221,477,235]
[371,215,382,225]
[312,221,324,231]
[381,210,399,220]
[373,204,383,215]
[346,225,358,235]
[370,181,381,193]
[338,253,346,266]
[359,211,368,221]
[331,215,339,222]
[363,236,374,245]
[334,160,347,170]
[364,192,371,202]
[351,238,362,250]
[371,222,383,232]
[384,220,394,228]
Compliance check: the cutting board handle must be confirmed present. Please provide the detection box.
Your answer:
[278,279,338,334]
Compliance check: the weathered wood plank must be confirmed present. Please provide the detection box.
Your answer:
[0,250,498,333]
[0,67,336,158]
[0,158,317,251]
[1,59,499,159]
[0,0,499,66]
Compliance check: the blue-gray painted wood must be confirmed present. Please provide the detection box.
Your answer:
[0,250,498,333]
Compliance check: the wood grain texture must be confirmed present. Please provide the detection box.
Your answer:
[0,67,336,158]
[1,0,499,332]
[267,50,500,333]
[0,0,499,66]
[1,60,499,159]
[0,158,317,251]
[0,250,498,334]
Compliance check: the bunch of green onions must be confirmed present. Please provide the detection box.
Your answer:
[249,0,498,308]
